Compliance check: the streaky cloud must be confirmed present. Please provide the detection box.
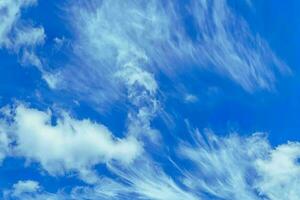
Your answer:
[50,0,289,108]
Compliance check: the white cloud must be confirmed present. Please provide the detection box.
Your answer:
[69,131,300,200]
[71,158,199,200]
[0,0,45,68]
[3,180,63,200]
[0,1,296,199]
[1,104,142,182]
[38,0,290,142]
[0,107,11,164]
[179,130,268,200]
[255,142,300,200]
[177,128,300,200]
[0,126,9,164]
[54,0,187,106]
[190,0,290,91]
[12,180,40,197]
[42,72,60,89]
[184,94,198,103]
[50,0,289,106]
[1,123,299,200]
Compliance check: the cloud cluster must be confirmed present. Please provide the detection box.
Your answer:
[70,131,300,200]
[2,130,299,200]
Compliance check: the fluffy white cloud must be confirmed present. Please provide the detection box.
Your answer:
[1,105,142,182]
[3,180,63,200]
[255,142,300,200]
[12,180,40,197]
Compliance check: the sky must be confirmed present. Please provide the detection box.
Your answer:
[0,0,299,199]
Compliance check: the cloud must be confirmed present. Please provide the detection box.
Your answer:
[1,122,300,200]
[190,0,290,91]
[3,180,63,200]
[0,104,142,182]
[37,0,290,142]
[0,126,9,164]
[12,180,40,197]
[0,107,11,164]
[178,130,268,200]
[255,142,300,200]
[61,130,299,200]
[48,0,289,108]
[0,1,297,200]
[184,94,198,103]
[0,0,45,68]
[70,157,199,200]
[176,128,300,200]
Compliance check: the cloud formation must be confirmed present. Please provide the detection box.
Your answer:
[0,1,297,200]
[1,118,300,200]
[0,105,142,183]
[49,0,289,107]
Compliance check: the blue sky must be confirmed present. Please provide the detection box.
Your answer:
[0,0,300,199]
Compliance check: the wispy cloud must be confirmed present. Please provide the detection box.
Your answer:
[0,0,45,68]
[190,0,290,91]
[49,0,290,107]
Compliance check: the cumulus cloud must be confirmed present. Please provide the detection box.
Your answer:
[3,180,63,200]
[12,180,40,197]
[255,142,300,200]
[0,104,142,182]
